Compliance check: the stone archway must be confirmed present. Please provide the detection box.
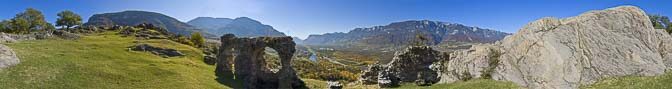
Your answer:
[215,34,306,89]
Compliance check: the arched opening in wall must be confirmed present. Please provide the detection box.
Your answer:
[264,47,282,73]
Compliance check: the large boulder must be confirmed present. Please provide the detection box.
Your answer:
[326,81,343,89]
[434,44,499,83]
[53,30,81,40]
[203,54,217,65]
[360,46,447,87]
[0,44,19,69]
[436,6,672,89]
[130,44,185,57]
[385,46,445,84]
[359,64,384,84]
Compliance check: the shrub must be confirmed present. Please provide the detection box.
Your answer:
[190,32,205,47]
[174,35,194,46]
[667,23,672,34]
[0,20,12,33]
[11,18,30,34]
[481,48,501,79]
[649,14,672,34]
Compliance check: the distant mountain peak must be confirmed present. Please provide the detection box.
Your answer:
[232,17,263,25]
[304,20,510,48]
[188,17,286,37]
[193,17,234,21]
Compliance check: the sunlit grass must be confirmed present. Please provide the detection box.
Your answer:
[582,72,672,89]
[392,79,521,89]
[0,32,227,89]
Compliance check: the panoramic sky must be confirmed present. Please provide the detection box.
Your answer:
[1,0,670,39]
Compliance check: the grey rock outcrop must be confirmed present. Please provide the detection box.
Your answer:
[377,70,400,88]
[0,30,79,43]
[360,46,447,87]
[203,55,217,65]
[130,44,185,57]
[0,44,19,69]
[435,6,672,89]
[0,32,48,43]
[215,34,305,89]
[53,30,81,40]
[326,81,343,89]
[0,33,22,43]
[360,64,384,84]
[434,44,499,83]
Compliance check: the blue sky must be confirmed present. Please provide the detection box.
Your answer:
[1,0,670,39]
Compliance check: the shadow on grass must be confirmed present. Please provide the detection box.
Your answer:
[215,69,243,89]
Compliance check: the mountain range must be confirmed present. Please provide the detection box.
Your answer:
[303,20,511,48]
[187,17,286,37]
[82,10,509,46]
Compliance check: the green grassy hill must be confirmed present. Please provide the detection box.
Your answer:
[0,32,227,89]
[391,79,521,89]
[582,72,672,89]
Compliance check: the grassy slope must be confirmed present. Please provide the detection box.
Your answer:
[0,32,228,89]
[582,72,672,89]
[392,79,521,89]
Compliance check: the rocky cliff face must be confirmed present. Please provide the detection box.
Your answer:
[303,20,510,47]
[215,34,305,89]
[434,6,672,89]
[187,17,286,37]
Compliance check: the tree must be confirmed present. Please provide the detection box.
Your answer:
[15,8,52,32]
[649,14,668,29]
[176,35,194,46]
[191,32,206,47]
[56,10,82,30]
[11,18,30,34]
[0,20,10,33]
[667,23,672,34]
[649,14,672,34]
